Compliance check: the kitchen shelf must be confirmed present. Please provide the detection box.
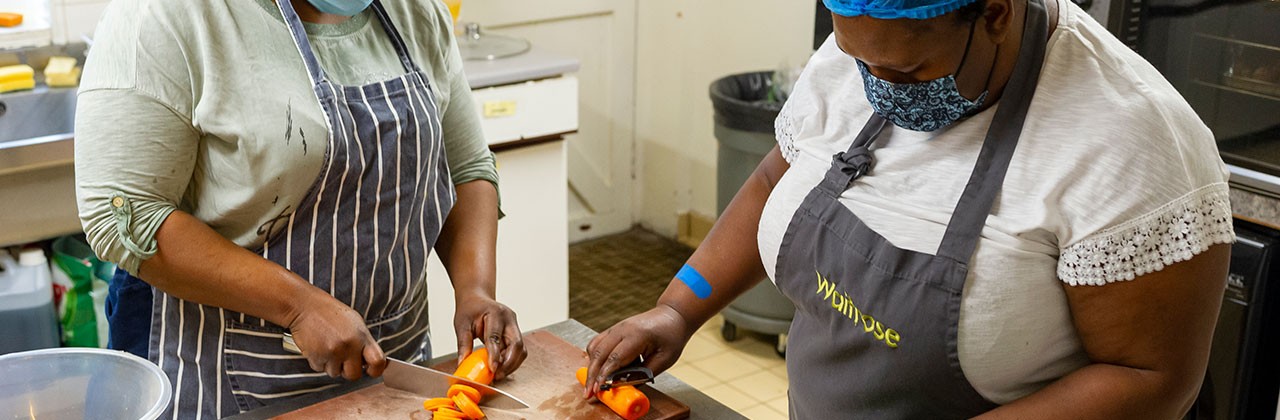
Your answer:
[1189,32,1280,102]
[0,0,53,50]
[1194,32,1280,54]
[1192,79,1280,102]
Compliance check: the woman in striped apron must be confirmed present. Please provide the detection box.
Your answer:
[77,0,526,418]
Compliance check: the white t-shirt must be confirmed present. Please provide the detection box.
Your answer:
[759,0,1235,403]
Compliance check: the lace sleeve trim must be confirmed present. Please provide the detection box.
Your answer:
[1058,183,1235,286]
[775,113,801,164]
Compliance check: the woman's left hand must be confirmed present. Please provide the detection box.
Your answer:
[454,292,527,380]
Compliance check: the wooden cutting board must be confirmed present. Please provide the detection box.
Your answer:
[272,330,690,420]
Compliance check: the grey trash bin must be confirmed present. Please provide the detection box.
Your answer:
[710,71,795,357]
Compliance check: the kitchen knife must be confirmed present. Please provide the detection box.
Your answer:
[383,359,530,409]
[281,333,530,409]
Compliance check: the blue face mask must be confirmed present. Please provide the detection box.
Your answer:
[307,0,372,17]
[856,22,990,132]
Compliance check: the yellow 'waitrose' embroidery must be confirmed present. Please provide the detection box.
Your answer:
[815,271,901,348]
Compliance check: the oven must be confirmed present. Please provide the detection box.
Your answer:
[1189,220,1280,420]
[1134,0,1280,177]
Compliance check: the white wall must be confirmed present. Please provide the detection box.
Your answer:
[633,1,816,237]
[51,0,108,45]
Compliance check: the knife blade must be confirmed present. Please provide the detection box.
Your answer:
[383,359,530,409]
[281,333,530,409]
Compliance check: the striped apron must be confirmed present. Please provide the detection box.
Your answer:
[148,1,455,418]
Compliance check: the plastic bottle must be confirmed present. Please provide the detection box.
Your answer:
[0,248,61,355]
[51,235,114,348]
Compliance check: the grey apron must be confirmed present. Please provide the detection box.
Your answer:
[148,1,455,418]
[774,1,1048,418]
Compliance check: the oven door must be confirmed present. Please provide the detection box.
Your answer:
[1137,0,1280,174]
[1188,221,1280,419]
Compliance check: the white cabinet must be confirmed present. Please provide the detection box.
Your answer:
[425,74,576,356]
[425,140,570,356]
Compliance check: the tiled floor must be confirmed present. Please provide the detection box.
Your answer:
[569,229,694,332]
[569,229,790,419]
[667,315,790,419]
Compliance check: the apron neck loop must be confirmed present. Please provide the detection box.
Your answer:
[821,114,888,194]
[274,0,422,87]
[275,0,327,86]
[366,0,423,75]
[935,0,1050,263]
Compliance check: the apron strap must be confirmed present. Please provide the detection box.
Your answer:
[367,0,423,74]
[935,0,1050,263]
[275,0,423,87]
[276,0,328,86]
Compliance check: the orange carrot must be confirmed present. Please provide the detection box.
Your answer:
[576,367,651,420]
[454,348,494,385]
[0,13,21,27]
[423,397,455,411]
[452,394,486,419]
[447,384,482,403]
[432,409,465,420]
[434,406,466,418]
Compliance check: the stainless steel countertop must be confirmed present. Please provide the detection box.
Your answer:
[225,319,745,420]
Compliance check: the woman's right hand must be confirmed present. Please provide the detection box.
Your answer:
[286,291,387,381]
[583,304,696,398]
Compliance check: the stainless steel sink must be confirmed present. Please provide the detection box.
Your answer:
[0,87,77,175]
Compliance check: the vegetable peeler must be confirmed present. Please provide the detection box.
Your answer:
[600,358,655,391]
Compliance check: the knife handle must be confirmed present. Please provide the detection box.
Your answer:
[282,333,301,355]
[283,333,374,371]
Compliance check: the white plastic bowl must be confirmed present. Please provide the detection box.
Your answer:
[0,348,171,420]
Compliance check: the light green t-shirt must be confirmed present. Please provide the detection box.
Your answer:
[75,0,497,273]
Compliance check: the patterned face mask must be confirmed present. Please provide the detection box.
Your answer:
[856,21,989,132]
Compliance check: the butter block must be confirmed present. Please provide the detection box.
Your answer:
[0,64,35,92]
[44,56,80,87]
[0,77,35,93]
[47,66,81,87]
[0,64,34,83]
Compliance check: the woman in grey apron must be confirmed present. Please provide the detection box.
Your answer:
[586,0,1232,417]
[78,0,525,418]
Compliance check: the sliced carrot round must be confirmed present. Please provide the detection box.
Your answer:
[423,397,455,411]
[453,394,486,419]
[447,384,482,403]
[436,407,465,416]
[433,410,464,420]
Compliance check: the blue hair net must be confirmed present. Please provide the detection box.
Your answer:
[824,0,981,19]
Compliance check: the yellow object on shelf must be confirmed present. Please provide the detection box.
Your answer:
[0,64,35,93]
[0,78,35,93]
[44,56,81,87]
[0,12,22,28]
[0,64,33,82]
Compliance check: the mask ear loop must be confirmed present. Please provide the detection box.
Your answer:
[954,12,999,102]
[953,18,980,77]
